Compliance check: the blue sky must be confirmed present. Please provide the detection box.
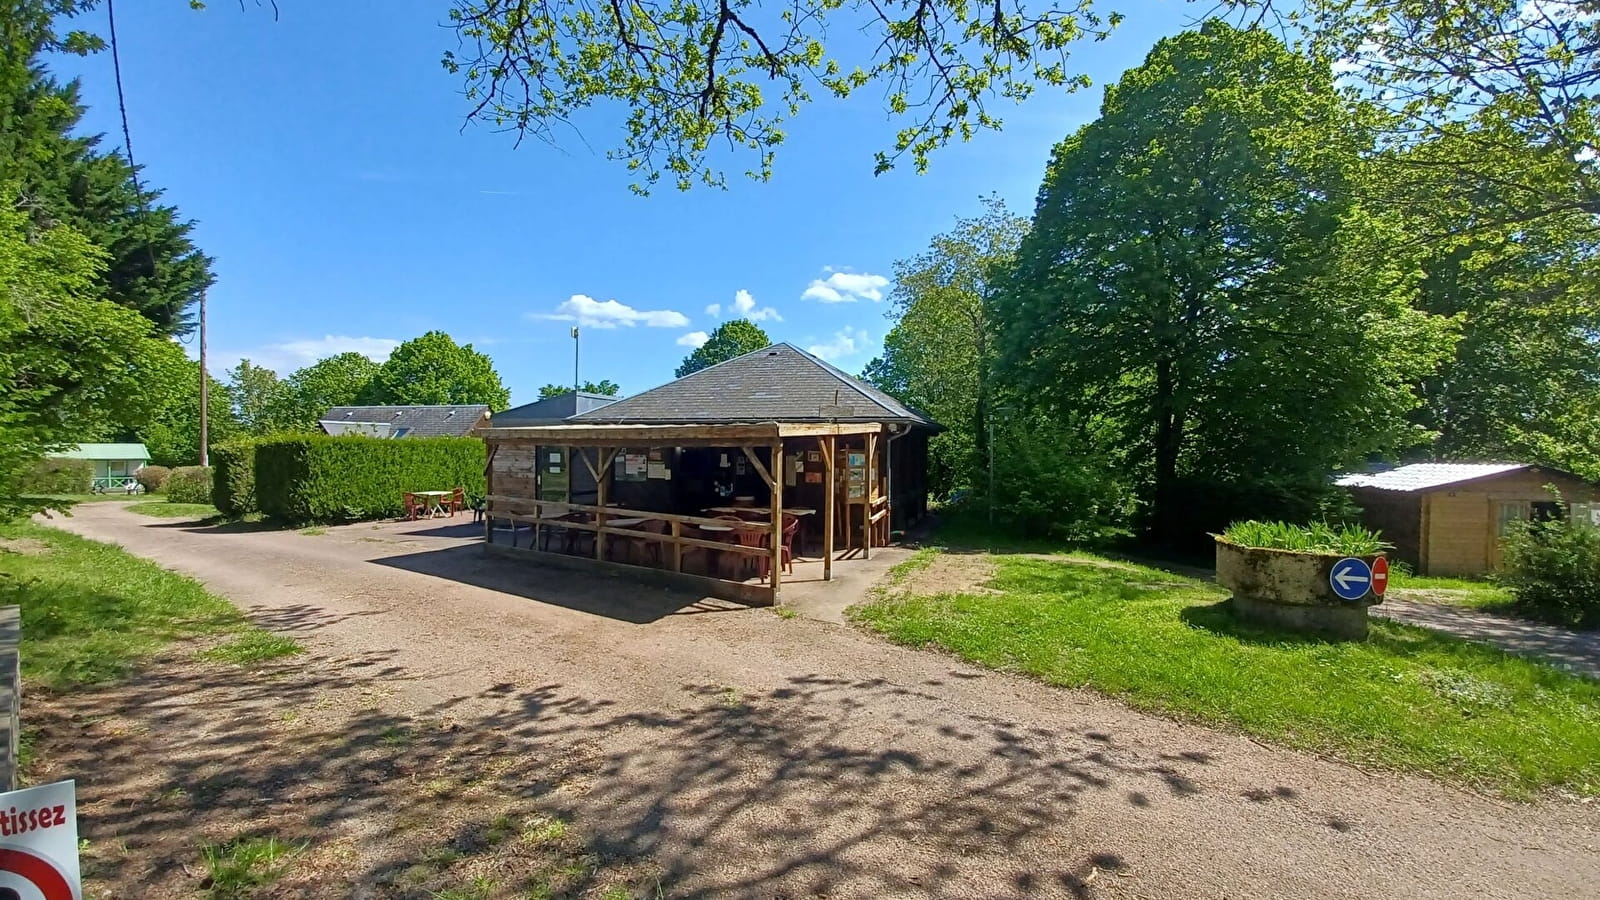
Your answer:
[52,1,1194,405]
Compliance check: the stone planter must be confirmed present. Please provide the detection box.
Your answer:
[1214,538,1385,640]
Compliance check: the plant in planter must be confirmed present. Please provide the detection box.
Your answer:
[1214,521,1390,639]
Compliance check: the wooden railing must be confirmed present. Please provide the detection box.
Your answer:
[484,496,776,574]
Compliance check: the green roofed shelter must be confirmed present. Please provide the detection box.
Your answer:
[51,443,151,492]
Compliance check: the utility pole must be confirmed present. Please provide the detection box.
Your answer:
[571,325,580,394]
[198,289,209,467]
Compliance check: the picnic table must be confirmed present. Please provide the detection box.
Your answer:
[703,506,817,517]
[415,490,452,518]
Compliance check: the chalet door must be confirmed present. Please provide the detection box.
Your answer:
[1488,500,1531,570]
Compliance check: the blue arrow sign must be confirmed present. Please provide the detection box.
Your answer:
[1329,557,1372,601]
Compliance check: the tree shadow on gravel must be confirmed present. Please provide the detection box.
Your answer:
[373,543,748,624]
[28,642,1246,899]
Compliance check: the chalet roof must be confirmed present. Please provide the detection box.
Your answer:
[571,343,938,428]
[319,405,490,438]
[1335,462,1537,492]
[492,391,619,427]
[52,443,150,461]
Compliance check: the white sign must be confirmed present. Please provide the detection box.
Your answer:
[0,780,80,899]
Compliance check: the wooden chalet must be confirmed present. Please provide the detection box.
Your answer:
[480,343,941,604]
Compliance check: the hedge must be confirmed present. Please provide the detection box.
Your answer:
[19,458,92,495]
[211,439,258,517]
[166,466,213,504]
[135,465,171,494]
[254,435,486,523]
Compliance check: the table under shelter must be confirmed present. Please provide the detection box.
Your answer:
[479,421,893,605]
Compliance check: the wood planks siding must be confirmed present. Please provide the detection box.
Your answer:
[1422,471,1600,576]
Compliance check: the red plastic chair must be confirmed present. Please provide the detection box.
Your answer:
[778,516,801,575]
[446,486,466,517]
[735,522,771,581]
[402,492,421,521]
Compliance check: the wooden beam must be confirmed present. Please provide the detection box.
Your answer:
[483,444,498,543]
[671,520,682,572]
[821,435,835,581]
[770,438,784,597]
[594,450,609,562]
[579,447,601,483]
[480,421,888,445]
[740,445,776,489]
[485,496,779,530]
[862,431,875,559]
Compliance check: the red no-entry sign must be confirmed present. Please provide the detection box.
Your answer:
[1370,557,1390,597]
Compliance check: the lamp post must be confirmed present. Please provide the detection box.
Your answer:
[571,326,580,394]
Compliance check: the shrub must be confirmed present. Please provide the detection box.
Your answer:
[166,466,213,504]
[983,415,1134,542]
[134,465,171,494]
[18,458,93,495]
[1221,520,1388,555]
[254,435,485,523]
[1499,517,1600,628]
[211,439,258,516]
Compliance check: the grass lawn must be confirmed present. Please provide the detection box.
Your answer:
[851,549,1600,798]
[126,500,220,519]
[0,521,299,689]
[34,494,140,505]
[1388,570,1517,612]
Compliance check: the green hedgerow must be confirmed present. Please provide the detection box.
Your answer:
[165,466,213,504]
[254,435,485,524]
[211,439,258,516]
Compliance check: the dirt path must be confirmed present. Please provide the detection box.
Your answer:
[1377,594,1600,679]
[44,504,1600,899]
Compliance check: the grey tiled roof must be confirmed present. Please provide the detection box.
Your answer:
[320,405,491,438]
[572,343,939,427]
[492,392,620,426]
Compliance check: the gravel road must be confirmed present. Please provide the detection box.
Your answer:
[49,503,1600,899]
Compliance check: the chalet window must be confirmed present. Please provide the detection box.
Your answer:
[1495,500,1531,537]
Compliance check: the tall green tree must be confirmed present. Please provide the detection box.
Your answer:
[1255,0,1600,233]
[538,380,621,399]
[445,0,1120,192]
[133,340,238,467]
[674,319,770,377]
[0,196,161,515]
[1391,133,1600,478]
[280,352,382,429]
[995,23,1455,539]
[226,359,293,435]
[359,331,511,409]
[0,0,213,335]
[863,196,1027,496]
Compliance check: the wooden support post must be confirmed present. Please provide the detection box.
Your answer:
[671,520,682,572]
[821,435,835,581]
[483,445,498,544]
[862,432,875,559]
[593,447,608,562]
[770,438,783,600]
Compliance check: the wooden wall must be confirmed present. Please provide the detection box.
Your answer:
[1422,470,1600,576]
[1349,488,1422,569]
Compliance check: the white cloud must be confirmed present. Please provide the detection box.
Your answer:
[676,330,710,348]
[215,334,400,375]
[705,303,721,316]
[731,289,782,322]
[801,270,891,303]
[533,294,690,329]
[807,326,871,363]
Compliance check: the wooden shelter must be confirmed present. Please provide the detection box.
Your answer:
[1338,463,1600,576]
[481,422,888,604]
[479,344,941,604]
